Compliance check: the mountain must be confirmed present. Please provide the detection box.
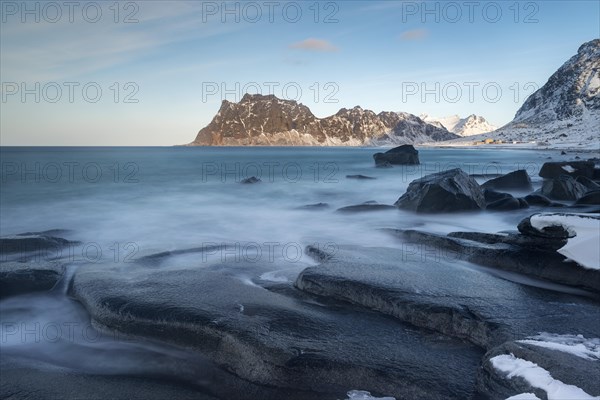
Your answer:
[447,39,600,147]
[420,114,497,136]
[190,94,459,146]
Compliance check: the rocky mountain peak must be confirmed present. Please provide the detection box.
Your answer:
[191,95,459,146]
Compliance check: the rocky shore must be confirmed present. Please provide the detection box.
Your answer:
[2,146,599,400]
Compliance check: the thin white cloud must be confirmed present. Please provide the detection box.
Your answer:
[289,38,339,52]
[399,29,429,41]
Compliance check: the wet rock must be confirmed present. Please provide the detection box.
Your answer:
[575,176,600,191]
[296,203,330,210]
[0,233,77,258]
[524,194,552,206]
[373,145,419,166]
[478,339,600,400]
[337,202,396,213]
[374,161,392,168]
[395,168,486,213]
[575,190,600,205]
[69,256,482,399]
[384,228,600,293]
[481,170,533,191]
[541,175,588,200]
[486,197,527,211]
[483,189,513,203]
[346,175,376,180]
[0,261,64,298]
[296,245,600,351]
[517,214,575,240]
[539,161,595,179]
[240,176,261,184]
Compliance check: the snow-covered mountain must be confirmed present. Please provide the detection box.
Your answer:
[445,39,600,147]
[420,114,497,136]
[190,94,459,146]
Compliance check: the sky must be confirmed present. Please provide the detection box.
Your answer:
[1,0,599,146]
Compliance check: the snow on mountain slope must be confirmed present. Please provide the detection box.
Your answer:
[437,39,600,149]
[420,114,497,136]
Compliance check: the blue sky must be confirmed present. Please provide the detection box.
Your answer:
[1,0,599,145]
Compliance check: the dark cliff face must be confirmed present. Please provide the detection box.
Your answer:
[192,94,458,146]
[514,39,600,124]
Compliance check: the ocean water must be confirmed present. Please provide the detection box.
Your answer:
[0,146,561,255]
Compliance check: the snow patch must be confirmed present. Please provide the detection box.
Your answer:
[506,394,541,400]
[345,390,395,400]
[529,213,600,270]
[491,354,598,400]
[517,333,600,361]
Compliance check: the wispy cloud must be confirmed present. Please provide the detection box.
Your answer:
[289,38,339,52]
[399,29,429,41]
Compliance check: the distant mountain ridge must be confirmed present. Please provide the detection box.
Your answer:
[190,94,459,146]
[420,114,497,136]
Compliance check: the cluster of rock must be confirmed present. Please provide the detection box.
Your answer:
[369,146,600,213]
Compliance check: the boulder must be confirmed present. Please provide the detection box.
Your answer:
[373,145,419,166]
[538,161,595,179]
[395,168,486,213]
[541,175,588,200]
[517,215,573,240]
[481,170,533,191]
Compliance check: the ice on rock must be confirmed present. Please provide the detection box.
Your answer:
[491,354,599,400]
[345,390,396,400]
[529,213,600,270]
[517,333,600,361]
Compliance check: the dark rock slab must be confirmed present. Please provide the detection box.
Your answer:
[337,202,397,213]
[296,203,330,210]
[346,175,376,180]
[0,233,78,259]
[384,228,600,294]
[0,261,64,298]
[481,170,533,191]
[539,161,595,179]
[296,245,600,351]
[541,175,588,200]
[373,145,419,166]
[240,176,261,184]
[69,258,483,399]
[395,168,486,213]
